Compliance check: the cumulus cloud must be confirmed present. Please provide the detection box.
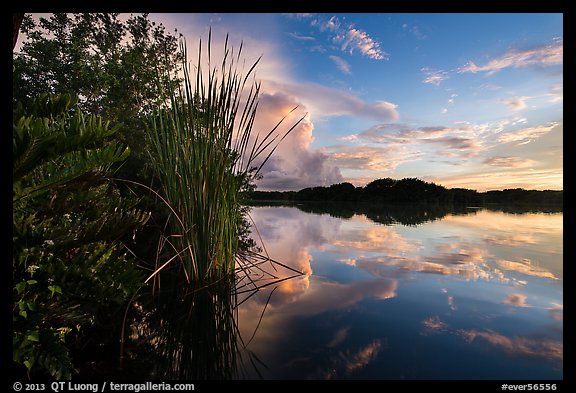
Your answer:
[329,55,352,74]
[249,92,344,191]
[483,156,535,168]
[458,37,563,75]
[421,67,449,86]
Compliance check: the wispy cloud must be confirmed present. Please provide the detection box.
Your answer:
[459,329,562,362]
[421,67,449,86]
[328,145,422,172]
[288,32,315,41]
[346,123,482,158]
[422,136,482,158]
[548,83,563,103]
[421,316,449,335]
[311,15,340,32]
[284,13,315,20]
[264,80,399,122]
[329,55,352,75]
[500,96,529,111]
[402,23,427,40]
[439,167,563,192]
[483,156,535,168]
[494,258,557,280]
[343,340,382,374]
[459,37,563,75]
[497,122,559,145]
[309,15,388,60]
[336,27,388,60]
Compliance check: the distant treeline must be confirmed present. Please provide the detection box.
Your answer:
[249,178,563,206]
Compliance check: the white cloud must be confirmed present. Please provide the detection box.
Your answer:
[337,28,388,60]
[309,15,388,60]
[329,55,352,75]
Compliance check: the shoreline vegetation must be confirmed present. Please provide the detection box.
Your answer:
[249,178,562,208]
[13,14,301,380]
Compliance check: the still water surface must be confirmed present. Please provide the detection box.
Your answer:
[236,203,563,379]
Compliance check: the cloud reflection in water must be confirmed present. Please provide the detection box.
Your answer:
[239,205,562,379]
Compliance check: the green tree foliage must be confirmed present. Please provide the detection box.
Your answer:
[13,13,182,163]
[13,94,150,379]
[249,177,561,207]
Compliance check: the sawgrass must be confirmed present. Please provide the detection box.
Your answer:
[145,33,303,283]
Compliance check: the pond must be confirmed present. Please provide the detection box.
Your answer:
[235,203,563,380]
[98,202,562,380]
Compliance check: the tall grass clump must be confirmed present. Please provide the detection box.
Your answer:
[145,34,302,283]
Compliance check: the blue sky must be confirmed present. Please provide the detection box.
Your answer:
[155,14,563,191]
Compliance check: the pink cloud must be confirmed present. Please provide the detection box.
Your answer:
[249,92,344,191]
[421,67,449,86]
[497,122,559,145]
[459,38,563,75]
[502,294,529,307]
[500,96,529,111]
[483,156,535,168]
